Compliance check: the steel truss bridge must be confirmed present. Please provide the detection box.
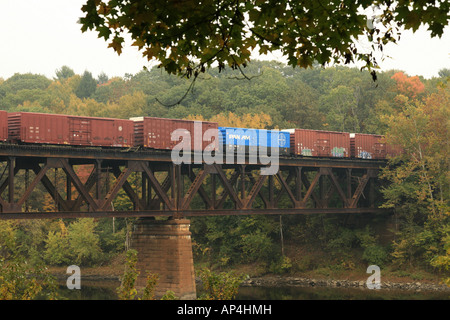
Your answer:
[0,144,388,219]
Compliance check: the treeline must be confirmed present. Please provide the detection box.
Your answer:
[1,61,447,132]
[0,61,448,286]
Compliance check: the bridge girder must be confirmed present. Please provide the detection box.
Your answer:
[0,145,387,219]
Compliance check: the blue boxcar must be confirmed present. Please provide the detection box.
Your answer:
[218,127,290,155]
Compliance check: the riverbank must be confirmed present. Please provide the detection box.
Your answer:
[228,258,450,293]
[241,275,450,292]
[47,264,450,293]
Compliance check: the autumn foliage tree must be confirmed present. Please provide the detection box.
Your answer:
[0,221,58,300]
[380,84,449,278]
[391,72,425,99]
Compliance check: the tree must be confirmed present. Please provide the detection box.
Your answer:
[319,85,360,132]
[75,71,97,99]
[438,68,450,79]
[68,218,103,266]
[92,76,129,103]
[280,78,322,129]
[106,91,146,119]
[0,255,58,300]
[0,221,17,259]
[391,72,425,99]
[0,221,58,300]
[44,220,71,266]
[0,73,51,93]
[97,71,109,85]
[55,66,75,81]
[79,0,449,79]
[380,85,449,270]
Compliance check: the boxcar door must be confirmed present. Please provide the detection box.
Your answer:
[316,132,330,157]
[373,142,386,159]
[69,117,91,145]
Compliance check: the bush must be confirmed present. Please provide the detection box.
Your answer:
[68,219,103,266]
[197,268,246,300]
[0,255,58,300]
[44,230,71,265]
[357,226,390,267]
[270,256,292,274]
[362,245,389,267]
[240,230,275,263]
[44,219,104,267]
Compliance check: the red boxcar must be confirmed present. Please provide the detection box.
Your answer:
[131,117,219,151]
[0,110,8,141]
[8,112,134,147]
[286,128,350,158]
[386,143,403,158]
[350,133,388,159]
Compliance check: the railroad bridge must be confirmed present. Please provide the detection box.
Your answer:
[0,144,388,299]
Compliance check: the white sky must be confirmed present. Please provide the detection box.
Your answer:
[0,0,449,80]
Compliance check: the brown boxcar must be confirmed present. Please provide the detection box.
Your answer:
[8,112,134,147]
[386,143,403,158]
[350,133,387,159]
[131,116,219,151]
[0,110,8,141]
[285,128,350,158]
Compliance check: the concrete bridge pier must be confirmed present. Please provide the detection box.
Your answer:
[130,218,196,300]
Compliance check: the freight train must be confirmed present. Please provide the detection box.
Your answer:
[0,111,401,160]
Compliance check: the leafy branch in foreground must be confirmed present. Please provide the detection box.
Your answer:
[0,256,58,300]
[116,249,139,300]
[80,0,449,79]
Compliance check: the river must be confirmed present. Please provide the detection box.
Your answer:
[45,279,450,300]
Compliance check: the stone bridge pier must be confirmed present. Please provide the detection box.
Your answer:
[130,218,196,300]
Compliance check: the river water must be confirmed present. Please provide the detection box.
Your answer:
[48,279,450,300]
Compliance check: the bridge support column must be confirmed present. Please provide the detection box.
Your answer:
[130,218,196,300]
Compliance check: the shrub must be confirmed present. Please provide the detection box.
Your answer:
[197,268,246,300]
[270,256,292,274]
[362,245,389,267]
[117,249,139,300]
